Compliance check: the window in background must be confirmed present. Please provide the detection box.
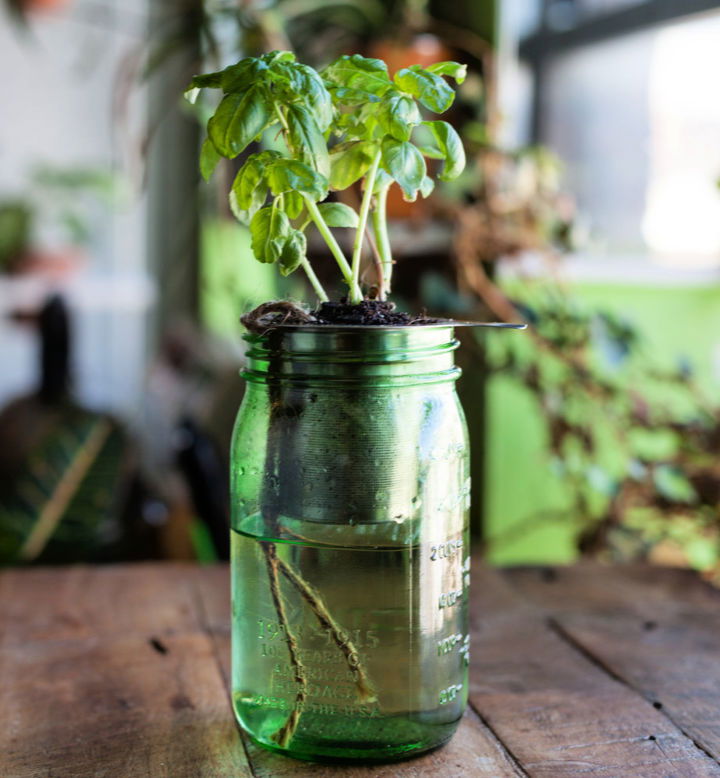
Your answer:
[0,2,153,419]
[575,0,647,17]
[543,29,653,254]
[527,5,720,270]
[544,0,648,31]
[642,15,720,263]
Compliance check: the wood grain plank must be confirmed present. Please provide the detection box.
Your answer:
[0,564,252,778]
[505,564,720,764]
[193,564,525,777]
[6,562,718,777]
[469,565,720,777]
[0,563,200,646]
[504,564,720,620]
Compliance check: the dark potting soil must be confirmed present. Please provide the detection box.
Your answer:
[240,300,439,331]
[314,300,433,326]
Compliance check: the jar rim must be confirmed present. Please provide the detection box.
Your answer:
[240,321,524,386]
[246,321,525,333]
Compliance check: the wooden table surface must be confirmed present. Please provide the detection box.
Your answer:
[2,562,720,777]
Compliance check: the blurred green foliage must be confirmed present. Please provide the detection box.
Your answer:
[0,202,32,270]
[482,279,720,580]
[0,165,119,269]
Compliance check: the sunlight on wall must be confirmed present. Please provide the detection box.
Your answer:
[642,14,720,265]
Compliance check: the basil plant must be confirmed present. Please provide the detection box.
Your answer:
[186,51,466,304]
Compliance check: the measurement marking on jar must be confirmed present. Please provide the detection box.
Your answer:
[438,588,464,609]
[459,634,470,666]
[430,538,463,561]
[439,683,463,705]
[437,633,463,655]
[437,632,470,662]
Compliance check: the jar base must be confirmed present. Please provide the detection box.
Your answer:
[235,708,462,764]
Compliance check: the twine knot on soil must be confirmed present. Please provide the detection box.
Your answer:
[240,301,315,333]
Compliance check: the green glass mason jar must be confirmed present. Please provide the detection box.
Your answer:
[230,324,472,762]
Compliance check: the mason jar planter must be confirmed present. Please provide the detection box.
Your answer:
[229,322,518,762]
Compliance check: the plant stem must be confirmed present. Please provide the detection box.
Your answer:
[371,184,392,300]
[275,100,361,304]
[303,196,363,303]
[300,258,329,302]
[363,226,385,294]
[274,101,291,134]
[350,150,381,293]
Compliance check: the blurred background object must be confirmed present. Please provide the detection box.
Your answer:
[2,0,720,579]
[0,294,153,564]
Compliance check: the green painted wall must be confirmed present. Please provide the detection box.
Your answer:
[485,278,720,564]
[200,219,279,338]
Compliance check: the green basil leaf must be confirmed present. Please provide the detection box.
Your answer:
[381,137,426,200]
[220,58,269,93]
[327,85,382,105]
[394,66,454,113]
[266,158,328,201]
[185,71,223,103]
[422,120,466,180]
[419,176,435,198]
[283,190,304,220]
[286,104,330,178]
[199,137,222,181]
[318,202,359,228]
[208,86,272,158]
[416,144,445,160]
[184,87,201,105]
[186,60,270,103]
[329,141,375,190]
[333,110,364,138]
[323,54,392,98]
[378,93,421,141]
[372,167,394,194]
[271,62,334,131]
[250,205,291,264]
[230,151,281,222]
[261,50,296,66]
[228,188,248,225]
[186,54,298,103]
[278,229,306,276]
[188,71,223,89]
[425,61,468,84]
[298,64,334,130]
